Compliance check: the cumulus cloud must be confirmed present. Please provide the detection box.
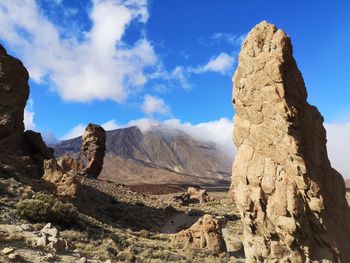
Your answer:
[325,122,350,178]
[190,53,235,75]
[163,118,234,155]
[24,98,37,130]
[60,117,235,156]
[141,95,171,116]
[0,0,157,102]
[101,120,120,131]
[60,123,86,140]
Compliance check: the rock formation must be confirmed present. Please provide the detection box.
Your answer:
[230,21,350,262]
[172,214,226,253]
[81,124,106,178]
[57,124,106,178]
[42,159,81,199]
[0,44,53,179]
[57,155,85,175]
[173,187,214,205]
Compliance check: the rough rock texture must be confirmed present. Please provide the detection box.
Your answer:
[42,159,81,199]
[81,124,106,178]
[0,44,52,179]
[173,187,214,205]
[0,45,29,141]
[172,214,226,253]
[230,21,350,262]
[57,155,85,174]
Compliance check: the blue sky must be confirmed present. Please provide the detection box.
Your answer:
[1,0,350,176]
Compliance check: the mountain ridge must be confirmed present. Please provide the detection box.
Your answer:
[54,125,232,186]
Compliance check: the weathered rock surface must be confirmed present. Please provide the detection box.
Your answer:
[81,124,106,178]
[57,155,85,174]
[0,44,52,179]
[173,187,214,205]
[42,159,81,199]
[0,45,29,141]
[230,21,350,262]
[172,214,226,253]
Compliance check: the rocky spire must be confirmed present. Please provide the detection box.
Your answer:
[230,21,350,262]
[81,123,106,178]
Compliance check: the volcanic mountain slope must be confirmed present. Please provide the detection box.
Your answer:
[54,126,232,186]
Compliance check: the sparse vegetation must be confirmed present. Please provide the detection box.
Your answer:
[16,193,79,227]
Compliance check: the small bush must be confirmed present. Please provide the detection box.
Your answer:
[16,192,79,227]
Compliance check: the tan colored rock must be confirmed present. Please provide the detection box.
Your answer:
[230,21,350,262]
[173,187,214,205]
[2,247,14,255]
[42,159,81,199]
[57,155,85,174]
[81,123,106,178]
[172,214,226,253]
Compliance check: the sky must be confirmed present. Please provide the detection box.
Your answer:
[0,0,350,177]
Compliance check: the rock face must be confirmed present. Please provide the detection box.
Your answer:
[81,124,106,178]
[0,44,53,179]
[230,21,350,262]
[172,214,226,253]
[57,155,85,174]
[42,159,81,199]
[0,45,29,141]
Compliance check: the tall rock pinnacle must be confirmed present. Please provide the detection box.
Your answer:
[230,21,350,262]
[81,123,106,178]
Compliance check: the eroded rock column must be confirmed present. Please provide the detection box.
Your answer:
[230,21,350,262]
[81,123,106,178]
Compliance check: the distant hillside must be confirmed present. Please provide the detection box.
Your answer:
[54,126,233,186]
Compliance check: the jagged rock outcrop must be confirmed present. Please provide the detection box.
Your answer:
[172,214,226,253]
[230,21,350,262]
[173,187,214,205]
[57,124,106,178]
[81,124,106,178]
[0,44,52,179]
[57,155,85,174]
[42,159,81,199]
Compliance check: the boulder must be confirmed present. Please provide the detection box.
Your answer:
[230,21,350,262]
[173,187,214,205]
[172,214,226,253]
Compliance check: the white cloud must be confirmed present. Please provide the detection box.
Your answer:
[101,120,120,131]
[60,123,86,140]
[24,98,37,130]
[141,95,171,116]
[190,53,235,75]
[0,0,157,103]
[325,122,350,178]
[60,117,235,156]
[162,118,235,156]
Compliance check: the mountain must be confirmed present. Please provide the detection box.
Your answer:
[54,126,233,186]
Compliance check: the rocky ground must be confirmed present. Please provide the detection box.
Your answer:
[0,174,248,263]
